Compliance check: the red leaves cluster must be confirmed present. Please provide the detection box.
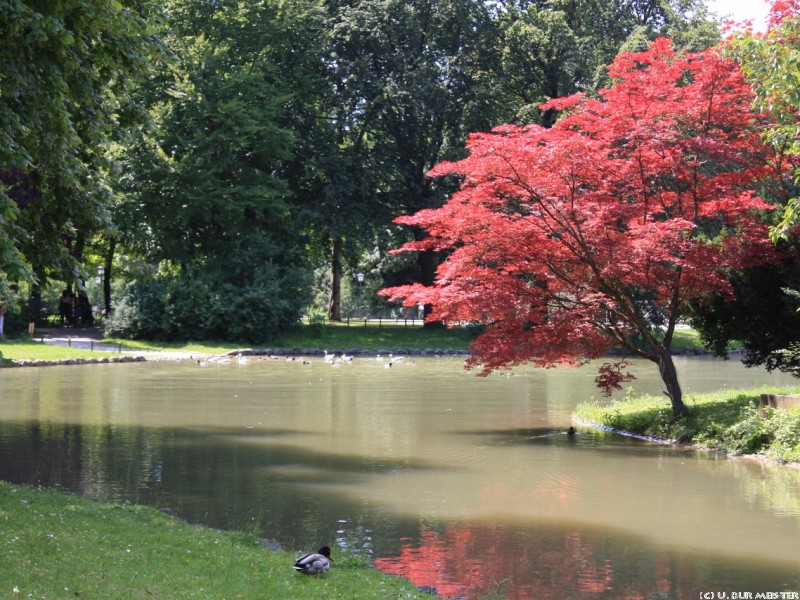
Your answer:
[595,361,637,397]
[381,39,783,377]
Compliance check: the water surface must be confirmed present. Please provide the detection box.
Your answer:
[0,355,798,598]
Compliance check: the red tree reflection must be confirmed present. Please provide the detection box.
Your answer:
[374,522,729,599]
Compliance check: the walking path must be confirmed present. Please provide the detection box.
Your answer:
[35,326,122,352]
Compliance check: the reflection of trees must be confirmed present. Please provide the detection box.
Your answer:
[0,423,162,504]
[732,459,800,523]
[373,521,777,600]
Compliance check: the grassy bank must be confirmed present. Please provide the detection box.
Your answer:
[0,337,107,362]
[1,322,711,361]
[575,386,800,463]
[107,321,478,355]
[0,481,431,600]
[0,322,477,362]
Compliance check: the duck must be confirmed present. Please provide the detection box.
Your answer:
[293,545,332,576]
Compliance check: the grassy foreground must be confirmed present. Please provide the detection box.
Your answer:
[575,386,800,463]
[0,481,430,600]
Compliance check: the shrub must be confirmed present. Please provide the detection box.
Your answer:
[104,235,312,343]
[721,406,772,455]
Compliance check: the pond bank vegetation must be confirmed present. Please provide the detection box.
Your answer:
[575,386,800,465]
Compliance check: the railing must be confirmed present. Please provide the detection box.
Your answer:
[305,313,426,327]
[342,316,424,327]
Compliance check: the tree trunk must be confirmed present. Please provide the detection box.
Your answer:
[29,282,44,326]
[327,238,342,322]
[657,350,689,416]
[417,248,443,330]
[103,238,115,316]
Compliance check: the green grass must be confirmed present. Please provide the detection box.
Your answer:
[575,386,800,463]
[0,323,728,363]
[0,322,475,361]
[103,322,475,355]
[0,338,110,361]
[670,327,702,349]
[0,481,431,600]
[273,321,477,351]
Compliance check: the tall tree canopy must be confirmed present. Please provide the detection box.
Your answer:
[382,39,782,416]
[495,0,720,125]
[115,0,304,264]
[0,0,163,283]
[106,0,321,341]
[309,0,506,320]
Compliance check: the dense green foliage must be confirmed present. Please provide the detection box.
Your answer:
[690,260,800,375]
[103,235,310,342]
[0,481,431,599]
[0,0,164,284]
[575,386,800,463]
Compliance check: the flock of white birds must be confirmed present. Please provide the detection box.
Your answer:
[190,350,417,368]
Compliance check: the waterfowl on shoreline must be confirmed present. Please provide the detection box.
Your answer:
[293,545,332,576]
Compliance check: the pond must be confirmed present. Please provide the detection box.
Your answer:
[0,355,798,599]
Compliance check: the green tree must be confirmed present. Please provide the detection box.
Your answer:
[109,0,319,339]
[116,0,296,265]
[317,0,505,322]
[0,0,164,285]
[495,0,720,125]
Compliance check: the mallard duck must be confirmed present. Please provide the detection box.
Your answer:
[293,545,332,576]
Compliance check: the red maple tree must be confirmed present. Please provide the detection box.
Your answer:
[381,39,782,416]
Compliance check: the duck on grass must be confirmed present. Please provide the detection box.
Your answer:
[294,545,333,577]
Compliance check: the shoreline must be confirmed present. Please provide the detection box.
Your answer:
[574,418,800,469]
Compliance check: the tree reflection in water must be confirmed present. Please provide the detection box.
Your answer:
[374,521,797,599]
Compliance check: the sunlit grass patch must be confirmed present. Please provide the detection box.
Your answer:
[575,386,800,463]
[0,338,106,361]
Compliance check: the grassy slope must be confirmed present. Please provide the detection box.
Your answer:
[574,386,800,463]
[0,481,429,600]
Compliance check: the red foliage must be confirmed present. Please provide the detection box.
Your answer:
[382,39,783,382]
[595,360,637,397]
[768,0,800,30]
